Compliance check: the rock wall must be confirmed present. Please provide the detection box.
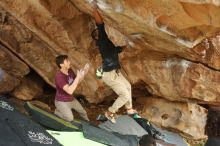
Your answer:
[0,0,220,139]
[138,96,207,139]
[122,51,220,105]
[11,74,44,101]
[0,43,29,93]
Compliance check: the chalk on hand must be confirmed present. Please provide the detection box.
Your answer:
[84,63,90,70]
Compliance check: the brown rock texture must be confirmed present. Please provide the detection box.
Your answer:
[0,7,58,87]
[0,2,110,103]
[0,70,20,93]
[0,44,29,77]
[0,0,220,139]
[140,96,207,139]
[11,75,44,101]
[2,0,220,104]
[71,0,220,69]
[122,51,220,104]
[0,43,29,93]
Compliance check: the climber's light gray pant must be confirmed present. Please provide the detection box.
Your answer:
[102,69,132,113]
[54,99,89,121]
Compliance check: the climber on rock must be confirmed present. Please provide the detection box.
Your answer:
[90,1,137,123]
[54,55,90,122]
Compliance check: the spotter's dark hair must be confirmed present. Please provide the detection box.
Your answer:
[55,55,68,68]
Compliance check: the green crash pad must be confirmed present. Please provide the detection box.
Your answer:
[47,130,107,146]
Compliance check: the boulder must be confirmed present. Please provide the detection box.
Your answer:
[139,96,207,139]
[11,75,44,101]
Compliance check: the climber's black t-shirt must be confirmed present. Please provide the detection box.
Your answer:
[205,137,220,146]
[96,23,122,72]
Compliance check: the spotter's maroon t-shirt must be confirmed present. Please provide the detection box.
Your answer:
[55,69,75,102]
